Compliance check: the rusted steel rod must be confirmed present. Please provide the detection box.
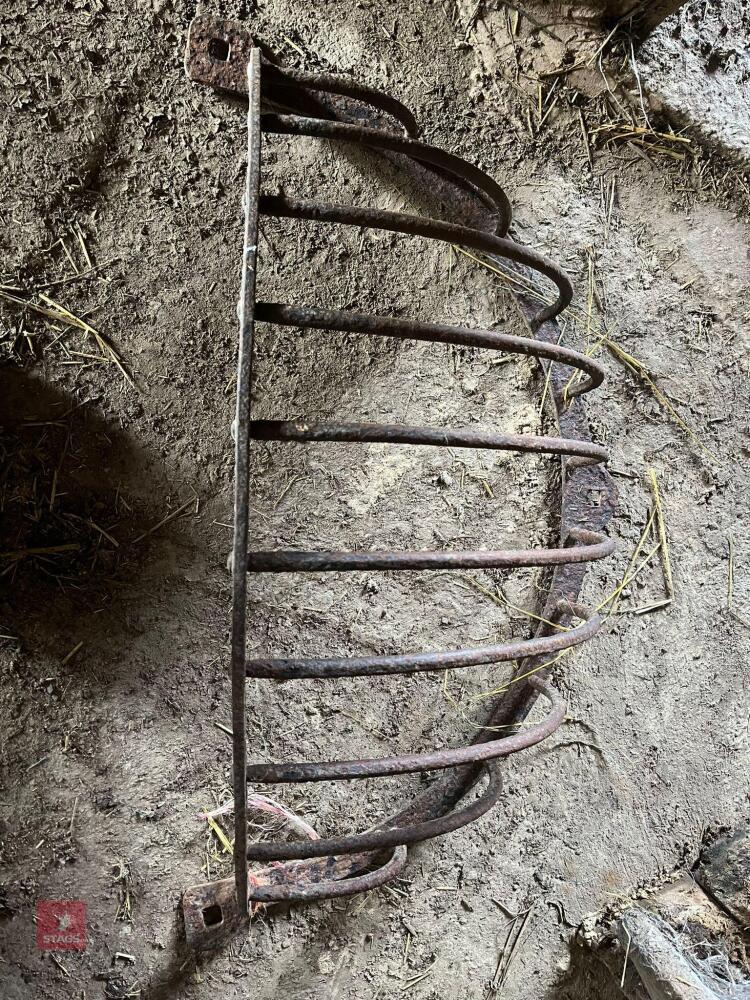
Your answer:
[249,420,607,460]
[244,678,564,784]
[247,766,504,862]
[244,536,611,574]
[245,608,601,680]
[224,46,261,923]
[253,302,605,395]
[258,193,564,315]
[181,15,617,949]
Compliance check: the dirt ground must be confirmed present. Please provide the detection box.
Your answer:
[1,1,749,998]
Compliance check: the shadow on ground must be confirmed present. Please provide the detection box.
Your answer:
[0,366,208,654]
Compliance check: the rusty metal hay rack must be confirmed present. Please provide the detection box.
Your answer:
[182,15,616,949]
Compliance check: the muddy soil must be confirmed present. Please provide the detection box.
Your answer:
[1,2,749,999]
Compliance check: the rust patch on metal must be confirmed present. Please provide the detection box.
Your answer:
[184,16,255,95]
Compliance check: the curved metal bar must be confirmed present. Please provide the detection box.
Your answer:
[246,607,600,680]
[245,677,564,782]
[247,767,502,861]
[259,193,570,323]
[261,114,512,235]
[255,302,604,397]
[247,845,408,903]
[249,419,607,461]
[245,531,614,573]
[261,63,418,136]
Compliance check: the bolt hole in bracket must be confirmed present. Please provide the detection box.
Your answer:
[181,15,617,950]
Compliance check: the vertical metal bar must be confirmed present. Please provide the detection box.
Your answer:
[231,48,262,920]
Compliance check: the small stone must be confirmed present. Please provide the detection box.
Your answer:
[317,953,336,975]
